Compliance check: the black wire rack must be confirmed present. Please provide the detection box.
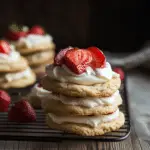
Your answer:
[0,77,130,142]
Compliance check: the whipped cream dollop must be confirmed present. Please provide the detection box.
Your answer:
[46,62,119,85]
[18,34,53,48]
[48,109,119,127]
[29,83,51,98]
[5,68,32,82]
[0,45,20,63]
[42,90,119,108]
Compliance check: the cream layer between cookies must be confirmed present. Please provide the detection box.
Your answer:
[4,68,33,82]
[29,83,51,98]
[0,45,20,63]
[41,90,120,108]
[46,62,119,85]
[48,109,119,128]
[17,34,53,49]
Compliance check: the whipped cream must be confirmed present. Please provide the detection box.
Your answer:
[18,34,53,48]
[0,45,20,62]
[42,90,119,108]
[5,68,32,82]
[48,109,119,127]
[29,83,51,98]
[46,62,119,85]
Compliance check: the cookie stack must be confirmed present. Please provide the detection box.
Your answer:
[0,40,36,89]
[14,26,55,76]
[27,83,51,109]
[41,47,125,136]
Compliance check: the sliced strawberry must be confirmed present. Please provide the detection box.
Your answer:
[0,90,11,112]
[113,67,124,80]
[28,25,45,35]
[8,99,36,122]
[6,31,27,41]
[0,40,10,55]
[64,49,93,74]
[54,47,73,65]
[6,24,28,41]
[87,47,106,69]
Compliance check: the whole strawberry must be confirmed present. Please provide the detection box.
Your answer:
[28,25,45,35]
[8,99,36,122]
[0,90,11,112]
[6,24,28,41]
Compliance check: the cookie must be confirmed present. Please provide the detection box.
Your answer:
[27,83,51,108]
[32,59,54,75]
[0,70,36,89]
[46,112,125,136]
[25,50,54,66]
[16,42,55,55]
[42,76,121,97]
[42,94,122,115]
[0,57,28,72]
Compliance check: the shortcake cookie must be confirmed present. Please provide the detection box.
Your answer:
[42,91,122,115]
[0,68,36,89]
[46,110,125,136]
[41,46,124,136]
[28,83,51,108]
[25,50,55,66]
[0,44,28,72]
[16,34,55,54]
[42,75,121,97]
[32,59,54,75]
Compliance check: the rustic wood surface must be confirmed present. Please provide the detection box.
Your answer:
[0,70,150,150]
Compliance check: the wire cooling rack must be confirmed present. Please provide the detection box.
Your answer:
[0,76,130,142]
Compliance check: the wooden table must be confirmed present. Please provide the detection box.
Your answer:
[0,70,150,150]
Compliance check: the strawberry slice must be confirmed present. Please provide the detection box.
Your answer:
[6,24,28,41]
[0,40,10,55]
[113,67,124,80]
[0,90,11,112]
[28,25,45,35]
[87,47,106,69]
[64,49,93,74]
[8,99,36,122]
[6,31,27,41]
[54,47,73,65]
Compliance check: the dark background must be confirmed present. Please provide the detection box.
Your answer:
[0,0,149,52]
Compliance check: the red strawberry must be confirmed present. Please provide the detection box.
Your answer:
[64,49,93,74]
[0,40,10,55]
[54,47,73,65]
[6,24,28,41]
[113,67,124,80]
[0,90,11,112]
[8,99,36,122]
[6,31,27,41]
[87,47,106,69]
[28,25,45,35]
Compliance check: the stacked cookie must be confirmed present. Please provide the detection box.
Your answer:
[27,83,51,109]
[0,40,36,89]
[41,47,125,136]
[15,35,55,76]
[8,25,55,76]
